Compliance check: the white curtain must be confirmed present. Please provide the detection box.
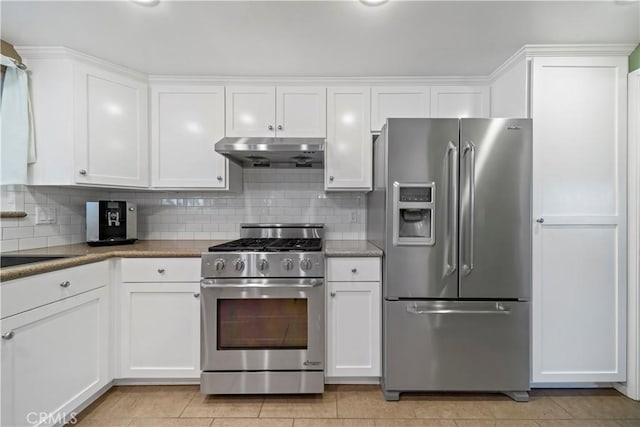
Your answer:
[0,54,35,185]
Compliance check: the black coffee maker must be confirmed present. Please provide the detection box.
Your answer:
[86,201,137,246]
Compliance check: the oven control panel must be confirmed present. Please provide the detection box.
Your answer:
[201,252,324,278]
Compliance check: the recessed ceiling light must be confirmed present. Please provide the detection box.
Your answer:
[359,0,389,6]
[131,0,159,6]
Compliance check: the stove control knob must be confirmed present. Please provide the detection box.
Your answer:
[258,259,269,272]
[214,258,225,272]
[233,259,245,272]
[282,258,294,271]
[300,258,313,271]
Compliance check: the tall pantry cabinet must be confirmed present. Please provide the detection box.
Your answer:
[490,47,631,383]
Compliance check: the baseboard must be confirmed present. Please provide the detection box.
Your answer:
[530,382,615,389]
[113,378,201,386]
[325,377,381,385]
[59,381,115,427]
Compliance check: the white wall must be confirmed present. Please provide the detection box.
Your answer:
[1,168,366,252]
[490,57,528,118]
[622,68,640,400]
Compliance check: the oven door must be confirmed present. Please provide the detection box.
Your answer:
[200,278,324,371]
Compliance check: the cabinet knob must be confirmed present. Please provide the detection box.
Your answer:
[59,281,71,288]
[216,176,222,181]
[329,176,334,182]
[330,292,336,297]
[193,293,200,298]
[268,125,274,131]
[277,125,283,130]
[2,331,15,340]
[157,268,165,273]
[79,169,87,175]
[536,218,545,224]
[351,268,357,274]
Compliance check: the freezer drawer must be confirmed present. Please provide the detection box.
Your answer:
[384,300,529,392]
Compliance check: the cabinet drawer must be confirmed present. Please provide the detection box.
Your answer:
[1,261,109,319]
[120,258,200,282]
[327,257,381,282]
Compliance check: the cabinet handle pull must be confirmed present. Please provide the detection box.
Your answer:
[194,293,200,298]
[330,292,336,297]
[268,125,274,131]
[329,176,334,182]
[157,268,165,273]
[2,331,15,340]
[216,176,223,181]
[79,169,87,175]
[536,218,545,223]
[351,268,357,273]
[60,281,71,288]
[277,125,283,130]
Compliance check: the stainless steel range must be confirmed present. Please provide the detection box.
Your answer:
[200,224,325,395]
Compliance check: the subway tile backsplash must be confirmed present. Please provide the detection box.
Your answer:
[1,169,366,252]
[0,185,110,251]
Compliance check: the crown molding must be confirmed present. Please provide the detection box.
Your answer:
[14,43,638,87]
[489,43,637,82]
[15,46,148,82]
[521,43,637,58]
[148,74,490,86]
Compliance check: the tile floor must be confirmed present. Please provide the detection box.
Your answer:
[72,385,640,427]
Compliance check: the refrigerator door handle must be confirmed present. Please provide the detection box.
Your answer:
[406,303,511,315]
[461,141,475,275]
[443,141,458,277]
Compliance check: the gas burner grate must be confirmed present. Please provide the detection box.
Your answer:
[268,238,322,252]
[208,238,322,252]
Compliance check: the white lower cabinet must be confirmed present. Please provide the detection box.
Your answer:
[119,282,200,379]
[1,287,109,427]
[326,257,381,379]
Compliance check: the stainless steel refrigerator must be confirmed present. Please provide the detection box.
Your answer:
[367,118,531,402]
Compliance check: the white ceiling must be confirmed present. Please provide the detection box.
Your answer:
[1,1,638,77]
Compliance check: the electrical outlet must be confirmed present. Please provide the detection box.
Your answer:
[36,207,57,224]
[349,211,358,223]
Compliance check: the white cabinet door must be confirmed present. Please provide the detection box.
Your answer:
[531,56,627,383]
[1,287,109,427]
[225,86,276,137]
[276,87,326,137]
[371,86,430,131]
[326,87,372,191]
[151,84,239,189]
[326,281,381,377]
[120,282,200,379]
[74,63,149,187]
[430,85,490,118]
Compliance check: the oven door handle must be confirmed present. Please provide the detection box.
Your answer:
[200,279,323,288]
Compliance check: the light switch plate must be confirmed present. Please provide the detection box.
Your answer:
[36,207,57,224]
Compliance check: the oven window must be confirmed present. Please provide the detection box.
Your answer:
[217,298,308,349]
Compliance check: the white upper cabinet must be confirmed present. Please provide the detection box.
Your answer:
[226,86,276,137]
[276,87,326,137]
[530,56,628,383]
[226,86,326,138]
[150,84,240,190]
[326,87,372,191]
[371,86,430,131]
[22,49,149,188]
[74,63,149,187]
[430,85,490,118]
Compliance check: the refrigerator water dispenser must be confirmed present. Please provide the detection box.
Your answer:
[392,182,435,246]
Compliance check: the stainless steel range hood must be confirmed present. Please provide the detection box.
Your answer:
[215,137,325,168]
